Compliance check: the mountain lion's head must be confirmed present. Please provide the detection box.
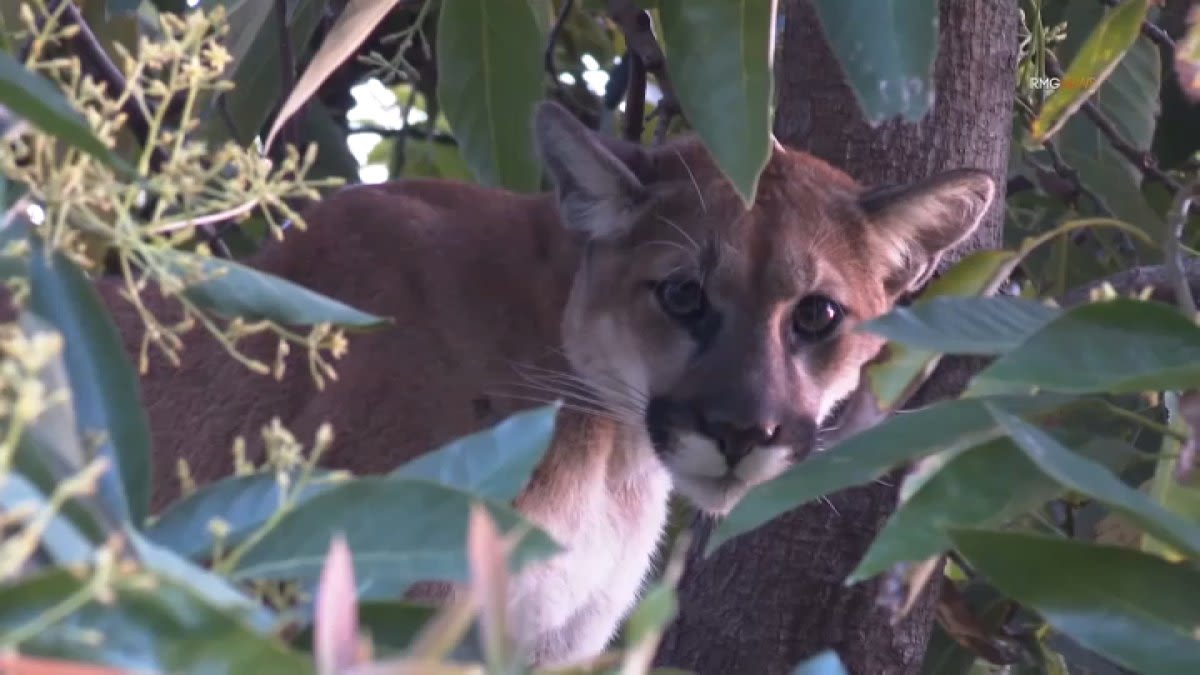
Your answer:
[533,102,995,514]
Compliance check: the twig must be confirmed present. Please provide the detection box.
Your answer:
[607,0,683,139]
[1046,56,1182,193]
[347,124,458,145]
[544,0,574,82]
[1058,258,1200,308]
[1040,139,1112,217]
[624,51,646,141]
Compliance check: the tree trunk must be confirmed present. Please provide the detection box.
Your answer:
[654,2,1018,673]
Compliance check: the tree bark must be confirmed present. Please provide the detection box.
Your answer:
[654,2,1019,674]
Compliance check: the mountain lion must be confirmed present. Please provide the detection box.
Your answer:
[52,101,995,665]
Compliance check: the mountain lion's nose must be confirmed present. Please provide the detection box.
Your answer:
[705,419,781,467]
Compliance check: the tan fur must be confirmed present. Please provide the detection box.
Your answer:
[19,102,994,666]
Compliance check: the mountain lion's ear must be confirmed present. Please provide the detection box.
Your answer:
[859,168,996,296]
[533,101,651,240]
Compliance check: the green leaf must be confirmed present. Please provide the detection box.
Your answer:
[125,525,275,632]
[145,470,342,561]
[987,405,1200,559]
[792,650,850,675]
[657,0,774,204]
[866,249,1019,410]
[969,299,1200,396]
[0,568,311,673]
[160,250,388,328]
[28,237,153,525]
[808,0,937,125]
[436,0,543,192]
[391,404,558,502]
[230,477,560,598]
[1030,0,1149,142]
[850,435,1137,581]
[861,296,1060,355]
[948,529,1200,675]
[710,394,1073,551]
[0,51,128,172]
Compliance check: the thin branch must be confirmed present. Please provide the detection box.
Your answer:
[1163,181,1200,314]
[607,0,683,140]
[544,0,574,82]
[347,124,457,145]
[624,51,647,142]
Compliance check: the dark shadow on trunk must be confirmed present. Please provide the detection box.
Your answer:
[654,1,1018,673]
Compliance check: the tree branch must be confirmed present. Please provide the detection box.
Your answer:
[1046,56,1182,193]
[544,0,574,82]
[624,52,647,141]
[347,124,457,145]
[607,0,683,139]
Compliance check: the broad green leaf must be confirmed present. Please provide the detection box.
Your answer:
[658,0,774,204]
[949,529,1200,675]
[0,569,311,672]
[125,526,275,631]
[230,477,559,598]
[391,404,558,502]
[28,237,153,525]
[264,0,402,151]
[1030,0,1149,142]
[710,395,1073,551]
[436,0,543,192]
[809,0,937,125]
[850,435,1137,581]
[146,470,342,561]
[792,650,850,675]
[0,473,94,566]
[160,250,387,328]
[0,52,128,171]
[988,405,1200,559]
[969,299,1200,396]
[866,249,1019,410]
[861,296,1060,356]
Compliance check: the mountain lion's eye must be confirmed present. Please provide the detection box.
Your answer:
[791,295,844,341]
[655,278,706,320]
